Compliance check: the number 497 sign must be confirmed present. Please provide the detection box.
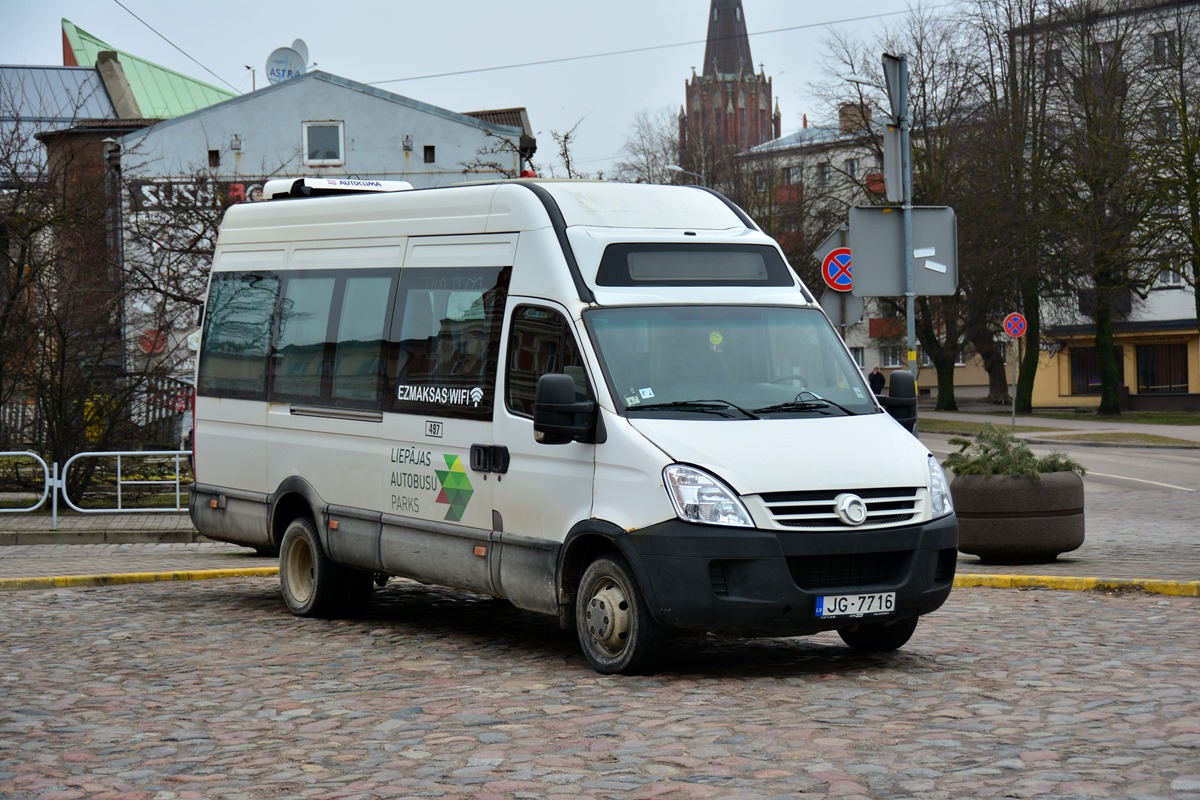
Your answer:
[1003,312,1027,338]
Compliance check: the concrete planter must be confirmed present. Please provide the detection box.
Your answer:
[951,472,1085,564]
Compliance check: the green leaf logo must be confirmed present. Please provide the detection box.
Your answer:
[434,454,474,521]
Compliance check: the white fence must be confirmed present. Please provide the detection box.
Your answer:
[0,450,190,529]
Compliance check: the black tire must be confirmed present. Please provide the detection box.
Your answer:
[575,554,662,675]
[279,517,372,618]
[837,616,919,652]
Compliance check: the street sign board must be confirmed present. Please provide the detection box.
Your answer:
[882,53,905,123]
[848,205,958,297]
[883,124,902,203]
[820,289,865,327]
[821,248,853,292]
[811,224,848,266]
[1004,312,1027,338]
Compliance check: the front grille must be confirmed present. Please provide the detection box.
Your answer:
[787,551,909,590]
[758,487,921,530]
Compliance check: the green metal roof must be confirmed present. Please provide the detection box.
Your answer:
[61,19,236,119]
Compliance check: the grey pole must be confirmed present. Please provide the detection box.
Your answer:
[896,55,917,379]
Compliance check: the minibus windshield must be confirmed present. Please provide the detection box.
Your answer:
[586,306,880,419]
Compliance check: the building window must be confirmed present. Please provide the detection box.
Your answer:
[1158,268,1184,287]
[881,346,905,368]
[1137,343,1188,393]
[207,149,220,168]
[1045,48,1064,84]
[1152,105,1179,139]
[817,162,831,187]
[850,346,865,368]
[1152,30,1176,67]
[424,145,436,164]
[1069,346,1124,395]
[782,166,802,185]
[843,158,859,180]
[303,121,344,166]
[1094,40,1118,71]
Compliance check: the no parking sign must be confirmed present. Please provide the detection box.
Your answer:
[822,247,853,292]
[1003,312,1027,338]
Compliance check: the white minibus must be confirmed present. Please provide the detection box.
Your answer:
[191,177,957,674]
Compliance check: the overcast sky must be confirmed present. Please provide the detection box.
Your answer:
[1,0,965,174]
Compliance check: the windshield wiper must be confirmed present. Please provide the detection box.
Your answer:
[751,400,835,415]
[753,395,858,416]
[628,399,760,420]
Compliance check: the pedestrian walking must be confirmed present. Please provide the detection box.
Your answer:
[868,366,886,394]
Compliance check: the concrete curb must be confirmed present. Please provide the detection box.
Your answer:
[0,530,208,546]
[3,567,1197,598]
[1020,437,1200,450]
[954,573,1200,598]
[0,566,278,591]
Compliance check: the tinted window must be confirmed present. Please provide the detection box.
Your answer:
[391,267,509,420]
[197,272,280,399]
[596,244,795,287]
[506,305,590,418]
[332,275,394,404]
[273,275,337,402]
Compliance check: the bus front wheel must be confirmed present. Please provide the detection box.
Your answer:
[575,554,662,675]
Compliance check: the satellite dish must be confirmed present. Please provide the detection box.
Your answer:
[266,46,305,84]
[291,38,310,65]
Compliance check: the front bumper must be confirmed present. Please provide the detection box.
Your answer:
[624,513,958,636]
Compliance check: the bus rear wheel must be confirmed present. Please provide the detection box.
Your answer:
[575,554,662,675]
[279,517,371,618]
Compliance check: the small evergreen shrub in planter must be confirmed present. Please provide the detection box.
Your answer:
[943,426,1087,564]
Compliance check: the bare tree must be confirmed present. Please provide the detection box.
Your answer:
[461,129,526,179]
[1044,0,1167,415]
[614,106,680,184]
[0,115,153,495]
[816,7,985,409]
[962,0,1071,409]
[1138,3,1200,337]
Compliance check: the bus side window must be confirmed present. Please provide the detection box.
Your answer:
[197,272,280,399]
[506,305,591,418]
[389,266,509,420]
[330,274,395,405]
[272,274,337,403]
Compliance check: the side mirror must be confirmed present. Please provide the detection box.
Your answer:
[879,369,918,434]
[533,373,602,445]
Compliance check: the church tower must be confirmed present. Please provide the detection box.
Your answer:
[679,0,781,182]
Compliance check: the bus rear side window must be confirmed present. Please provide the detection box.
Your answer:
[391,266,509,420]
[273,275,337,403]
[197,272,280,399]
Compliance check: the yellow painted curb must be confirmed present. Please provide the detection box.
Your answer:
[0,566,278,591]
[956,573,1200,598]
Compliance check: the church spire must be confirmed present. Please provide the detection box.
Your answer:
[702,0,754,78]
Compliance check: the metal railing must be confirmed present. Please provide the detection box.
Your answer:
[0,451,51,513]
[0,449,190,529]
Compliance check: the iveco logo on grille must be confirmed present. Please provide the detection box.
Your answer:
[833,493,868,526]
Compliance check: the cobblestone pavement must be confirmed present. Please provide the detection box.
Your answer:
[3,479,1197,586]
[2,577,1198,800]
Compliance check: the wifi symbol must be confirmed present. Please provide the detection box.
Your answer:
[469,387,484,406]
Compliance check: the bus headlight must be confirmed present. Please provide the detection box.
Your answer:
[663,465,753,527]
[928,454,954,518]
